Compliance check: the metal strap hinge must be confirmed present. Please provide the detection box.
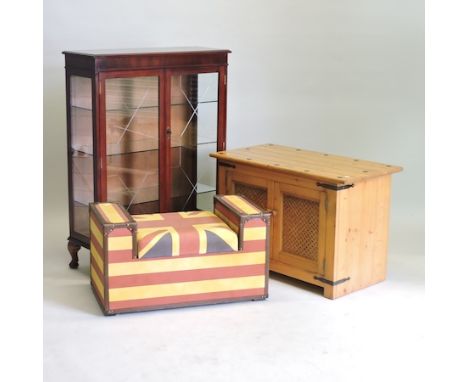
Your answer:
[218,161,235,169]
[317,182,354,191]
[314,276,350,286]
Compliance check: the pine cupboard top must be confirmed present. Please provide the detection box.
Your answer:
[210,144,403,185]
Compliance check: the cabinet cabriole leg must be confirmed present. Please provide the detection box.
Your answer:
[68,240,81,269]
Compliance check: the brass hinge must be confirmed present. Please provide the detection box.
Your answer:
[224,74,227,86]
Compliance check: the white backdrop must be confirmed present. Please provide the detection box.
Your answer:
[44,0,424,255]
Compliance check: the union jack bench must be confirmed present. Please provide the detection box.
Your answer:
[89,195,271,315]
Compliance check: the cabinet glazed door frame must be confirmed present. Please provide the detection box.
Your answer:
[273,182,327,274]
[164,65,227,211]
[97,69,167,210]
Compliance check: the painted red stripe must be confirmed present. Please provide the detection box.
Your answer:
[242,240,266,252]
[108,263,266,288]
[95,204,128,223]
[244,218,266,228]
[108,249,133,263]
[215,203,240,226]
[91,256,105,280]
[90,233,103,258]
[136,215,221,228]
[94,204,111,222]
[90,262,105,304]
[90,215,101,233]
[114,205,130,222]
[109,288,266,311]
[107,249,251,263]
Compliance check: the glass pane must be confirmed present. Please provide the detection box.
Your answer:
[170,73,218,211]
[105,76,160,215]
[70,76,94,237]
[197,142,217,211]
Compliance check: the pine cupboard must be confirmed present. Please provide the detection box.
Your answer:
[64,47,230,268]
[211,144,403,299]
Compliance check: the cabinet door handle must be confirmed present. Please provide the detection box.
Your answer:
[166,127,172,135]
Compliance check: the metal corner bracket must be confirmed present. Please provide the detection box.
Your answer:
[314,276,351,286]
[316,182,354,191]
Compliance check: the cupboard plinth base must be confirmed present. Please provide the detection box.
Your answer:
[271,259,385,299]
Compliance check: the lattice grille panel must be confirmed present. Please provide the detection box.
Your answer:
[282,194,319,261]
[234,182,268,210]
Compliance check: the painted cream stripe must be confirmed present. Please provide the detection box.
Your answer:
[108,236,133,251]
[109,275,265,302]
[224,195,260,214]
[90,218,103,247]
[91,265,104,299]
[243,227,266,241]
[133,213,164,221]
[109,251,266,277]
[179,211,215,218]
[197,228,207,254]
[90,242,104,273]
[98,203,126,223]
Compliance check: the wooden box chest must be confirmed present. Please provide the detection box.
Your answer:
[89,195,271,314]
[211,144,402,299]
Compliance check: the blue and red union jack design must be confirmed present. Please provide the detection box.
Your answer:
[133,211,239,258]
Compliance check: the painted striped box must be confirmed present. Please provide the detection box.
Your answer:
[89,195,271,315]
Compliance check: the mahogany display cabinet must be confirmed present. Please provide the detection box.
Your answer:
[211,144,403,299]
[63,47,230,268]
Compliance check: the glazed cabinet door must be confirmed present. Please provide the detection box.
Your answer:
[168,71,223,212]
[273,182,327,274]
[102,74,162,215]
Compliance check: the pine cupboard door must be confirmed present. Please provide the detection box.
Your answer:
[101,72,163,215]
[273,182,327,274]
[225,169,275,250]
[225,170,273,212]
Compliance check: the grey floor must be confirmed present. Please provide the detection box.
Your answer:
[44,213,424,382]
